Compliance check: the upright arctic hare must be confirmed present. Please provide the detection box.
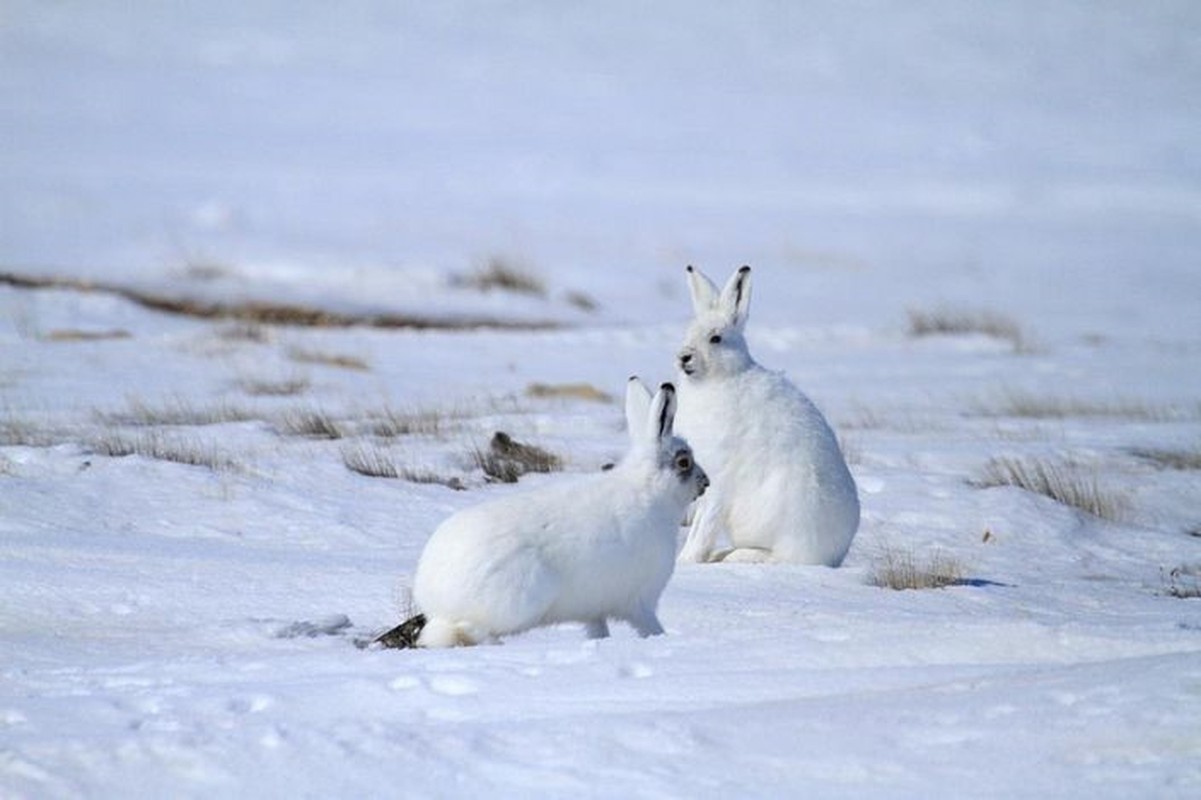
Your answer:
[381,378,708,648]
[674,265,859,565]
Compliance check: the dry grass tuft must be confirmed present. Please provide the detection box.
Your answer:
[907,307,1029,352]
[286,346,370,372]
[89,431,241,472]
[0,415,56,447]
[236,374,311,397]
[969,390,1188,422]
[972,456,1127,521]
[42,329,132,342]
[1129,445,1201,471]
[456,257,546,296]
[366,406,456,438]
[867,546,967,590]
[181,260,235,282]
[341,441,465,489]
[0,270,562,331]
[96,397,256,427]
[563,290,599,312]
[473,431,562,483]
[525,382,613,403]
[341,441,399,478]
[275,408,345,439]
[216,323,271,343]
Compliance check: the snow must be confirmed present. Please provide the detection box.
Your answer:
[3,1,1201,797]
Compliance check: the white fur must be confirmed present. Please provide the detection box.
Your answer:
[674,265,860,566]
[412,378,708,647]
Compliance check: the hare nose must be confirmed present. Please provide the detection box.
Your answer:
[678,352,692,366]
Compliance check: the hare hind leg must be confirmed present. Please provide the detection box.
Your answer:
[416,617,484,648]
[713,546,773,563]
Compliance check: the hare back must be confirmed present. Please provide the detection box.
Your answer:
[677,366,846,471]
[413,472,678,632]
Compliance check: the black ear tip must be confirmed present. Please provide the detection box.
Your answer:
[685,265,695,273]
[660,382,675,393]
[738,265,751,274]
[627,375,639,383]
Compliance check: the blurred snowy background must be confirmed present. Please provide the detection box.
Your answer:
[4,1,1198,331]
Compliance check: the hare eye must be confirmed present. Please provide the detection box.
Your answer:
[709,334,722,345]
[675,453,692,472]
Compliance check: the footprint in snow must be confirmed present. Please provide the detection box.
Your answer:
[273,614,353,639]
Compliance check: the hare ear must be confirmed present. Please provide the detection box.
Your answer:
[624,376,653,443]
[648,382,677,442]
[719,265,752,328]
[686,265,720,315]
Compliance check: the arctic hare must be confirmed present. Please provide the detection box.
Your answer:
[381,378,708,648]
[674,265,859,565]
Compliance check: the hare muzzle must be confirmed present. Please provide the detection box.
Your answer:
[678,348,697,375]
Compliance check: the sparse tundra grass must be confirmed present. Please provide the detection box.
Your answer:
[867,545,967,590]
[455,257,546,297]
[96,397,256,427]
[366,406,458,438]
[973,456,1127,522]
[969,390,1194,422]
[0,414,57,447]
[0,270,562,331]
[1129,445,1201,471]
[525,382,613,403]
[341,440,466,490]
[907,307,1030,353]
[42,328,132,342]
[275,407,345,439]
[235,372,311,397]
[89,430,241,472]
[286,346,370,372]
[473,431,563,483]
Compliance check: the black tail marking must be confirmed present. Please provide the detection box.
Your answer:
[374,613,427,649]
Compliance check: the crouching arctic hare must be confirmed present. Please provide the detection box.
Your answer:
[378,378,708,648]
[674,265,859,566]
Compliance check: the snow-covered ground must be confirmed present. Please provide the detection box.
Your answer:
[3,2,1200,797]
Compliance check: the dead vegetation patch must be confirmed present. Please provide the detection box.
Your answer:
[473,431,562,483]
[366,406,456,438]
[455,257,546,296]
[0,415,58,447]
[525,382,613,403]
[88,431,241,472]
[95,397,256,427]
[907,307,1030,352]
[972,456,1127,522]
[275,408,345,439]
[341,441,465,489]
[42,329,132,342]
[867,546,967,590]
[236,374,311,397]
[969,390,1190,422]
[0,270,563,331]
[286,346,370,372]
[341,441,399,478]
[563,290,599,312]
[1128,445,1201,471]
